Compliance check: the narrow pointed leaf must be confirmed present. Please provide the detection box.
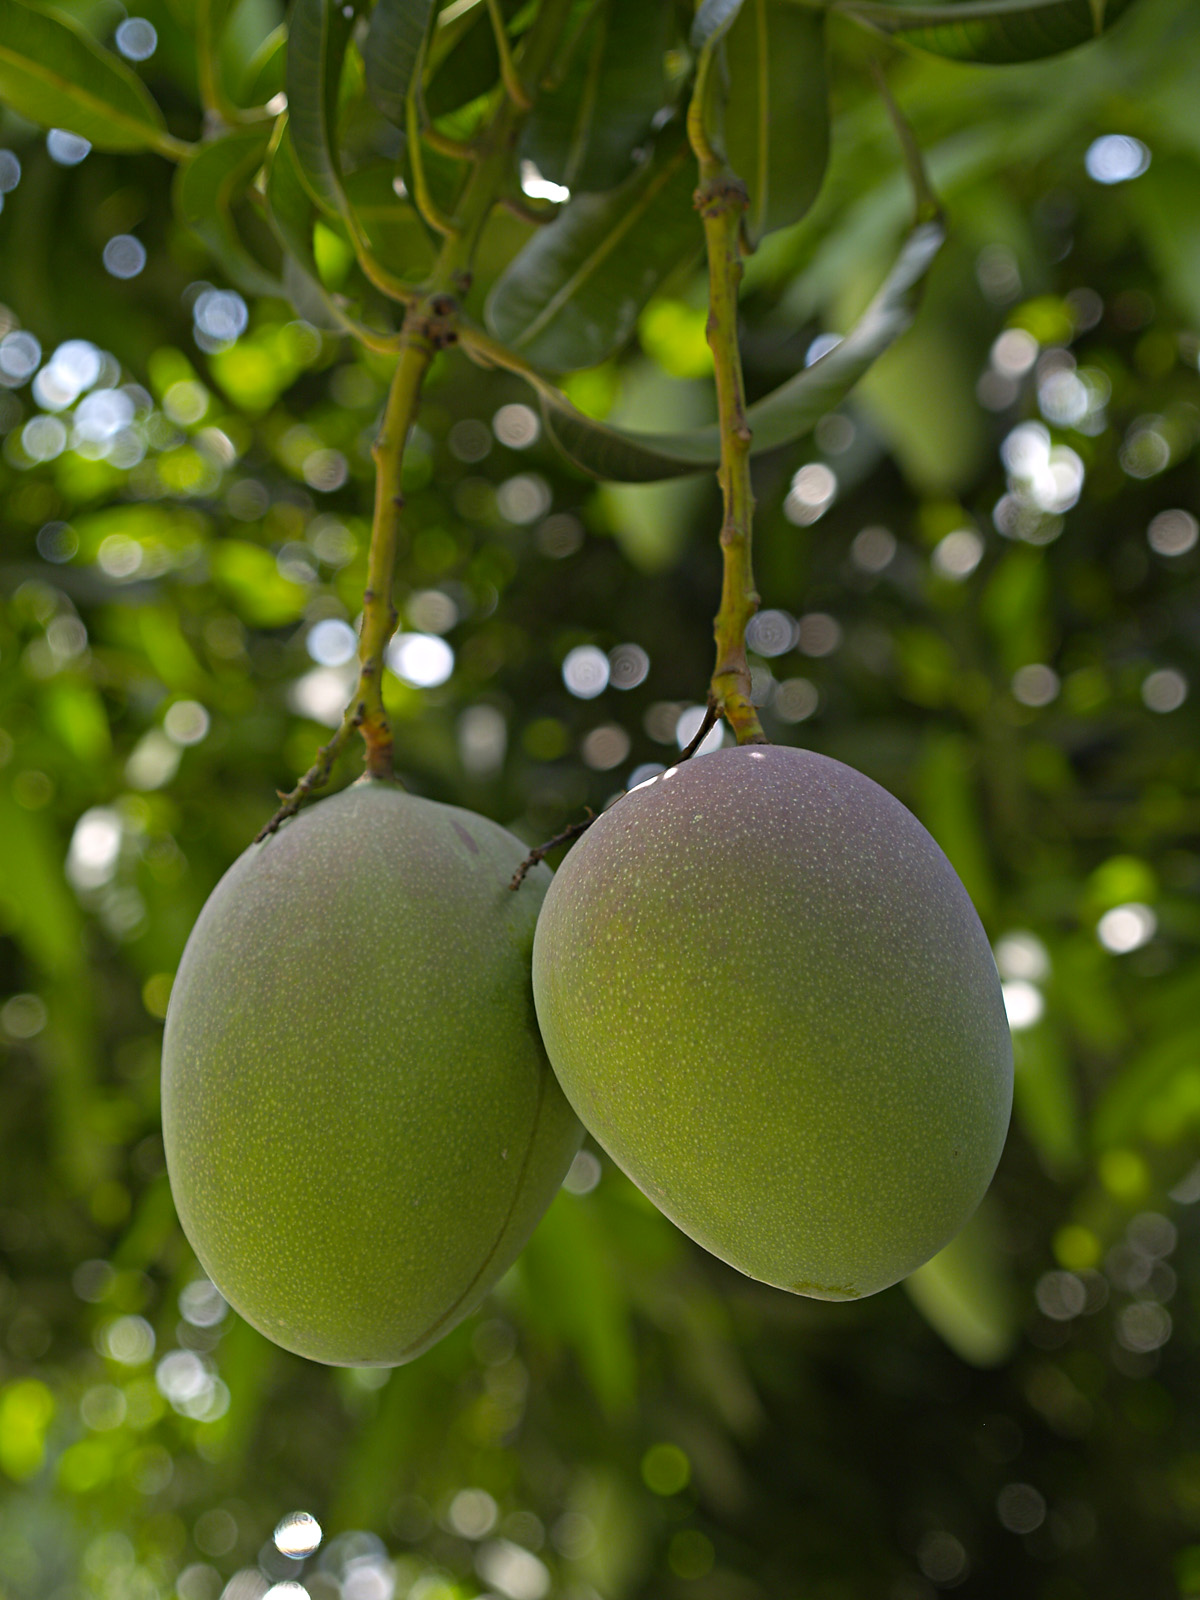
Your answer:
[724,0,828,244]
[173,127,282,296]
[0,0,172,151]
[484,219,944,480]
[240,22,287,104]
[265,122,398,343]
[485,137,701,373]
[837,0,1137,63]
[364,0,436,128]
[691,0,747,50]
[285,0,356,209]
[341,163,436,280]
[426,7,499,117]
[425,0,523,117]
[522,0,677,193]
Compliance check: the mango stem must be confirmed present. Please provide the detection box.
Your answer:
[688,75,767,747]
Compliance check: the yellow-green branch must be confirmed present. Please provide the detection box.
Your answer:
[257,296,448,835]
[688,69,766,747]
[258,0,579,834]
[357,301,445,777]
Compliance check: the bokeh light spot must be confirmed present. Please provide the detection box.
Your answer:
[932,529,984,580]
[307,618,358,666]
[1096,903,1156,953]
[1085,134,1150,184]
[562,645,609,699]
[1002,980,1044,1030]
[1147,508,1197,556]
[773,678,818,723]
[387,633,454,688]
[1141,669,1187,713]
[115,17,158,58]
[642,1442,690,1495]
[47,129,91,164]
[164,700,211,745]
[103,235,147,279]
[274,1511,323,1558]
[851,525,896,572]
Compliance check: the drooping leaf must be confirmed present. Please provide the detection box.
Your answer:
[425,0,522,117]
[904,1202,1018,1368]
[240,21,287,105]
[723,0,828,244]
[472,218,943,479]
[691,0,747,50]
[836,0,1137,64]
[197,0,241,107]
[512,1192,638,1418]
[173,126,282,297]
[341,163,436,280]
[265,121,399,342]
[364,0,437,128]
[1090,1024,1200,1150]
[0,0,174,152]
[485,136,701,373]
[285,0,357,211]
[1012,1023,1083,1176]
[521,0,677,194]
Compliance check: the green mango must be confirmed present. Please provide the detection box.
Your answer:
[531,745,1012,1300]
[162,778,581,1366]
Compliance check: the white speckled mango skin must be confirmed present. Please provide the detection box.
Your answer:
[532,746,1012,1300]
[162,779,582,1366]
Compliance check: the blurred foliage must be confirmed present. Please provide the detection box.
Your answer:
[1,2,1200,1600]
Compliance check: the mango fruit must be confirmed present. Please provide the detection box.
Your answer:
[162,778,581,1366]
[531,744,1012,1300]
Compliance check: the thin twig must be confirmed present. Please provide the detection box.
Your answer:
[679,698,720,761]
[508,695,721,889]
[509,811,595,890]
[255,714,359,841]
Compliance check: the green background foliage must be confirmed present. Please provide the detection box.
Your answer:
[1,0,1199,1597]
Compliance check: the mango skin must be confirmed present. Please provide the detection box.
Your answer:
[162,778,582,1366]
[532,745,1012,1300]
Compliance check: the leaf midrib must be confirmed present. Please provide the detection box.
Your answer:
[0,37,163,145]
[512,142,690,350]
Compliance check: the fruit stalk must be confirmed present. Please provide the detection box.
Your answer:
[357,300,446,779]
[688,64,767,747]
[257,298,445,834]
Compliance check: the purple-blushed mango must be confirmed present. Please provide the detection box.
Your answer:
[163,778,581,1366]
[532,745,1012,1300]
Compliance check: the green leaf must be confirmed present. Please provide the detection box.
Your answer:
[837,0,1137,64]
[173,127,282,297]
[265,121,392,338]
[364,0,436,128]
[239,21,287,104]
[513,1192,637,1418]
[904,1202,1017,1368]
[691,0,746,50]
[1090,1024,1200,1151]
[0,0,174,153]
[0,786,84,980]
[285,0,357,211]
[485,137,701,373]
[1012,1023,1083,1176]
[425,2,501,117]
[723,0,828,244]
[342,163,436,280]
[521,0,677,193]
[482,218,943,480]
